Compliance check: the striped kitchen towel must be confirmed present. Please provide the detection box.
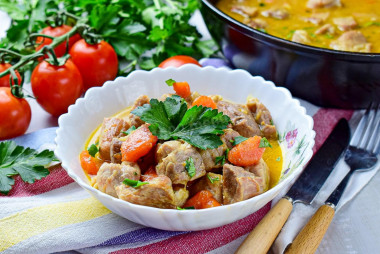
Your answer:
[0,100,357,254]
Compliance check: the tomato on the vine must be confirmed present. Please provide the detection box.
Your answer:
[0,63,22,87]
[36,25,81,57]
[31,59,83,117]
[69,39,118,91]
[158,55,202,68]
[0,87,31,140]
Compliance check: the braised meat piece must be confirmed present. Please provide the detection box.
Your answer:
[231,5,258,18]
[304,12,330,25]
[333,17,357,31]
[291,30,311,44]
[220,128,240,149]
[189,172,223,203]
[222,164,264,205]
[199,143,227,171]
[306,0,341,9]
[330,31,371,53]
[110,138,123,164]
[245,159,270,193]
[315,24,335,35]
[247,98,277,139]
[156,141,206,185]
[98,118,130,161]
[128,95,150,128]
[116,175,188,209]
[96,162,140,197]
[247,18,268,30]
[217,101,261,138]
[261,8,289,20]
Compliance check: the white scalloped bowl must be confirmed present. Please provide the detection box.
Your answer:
[55,65,315,231]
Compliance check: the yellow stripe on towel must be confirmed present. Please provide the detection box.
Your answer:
[0,197,111,251]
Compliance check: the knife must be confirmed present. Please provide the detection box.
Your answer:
[235,118,350,254]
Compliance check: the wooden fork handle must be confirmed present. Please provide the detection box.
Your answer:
[235,197,293,254]
[285,204,335,254]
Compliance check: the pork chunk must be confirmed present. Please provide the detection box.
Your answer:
[128,95,150,128]
[333,17,357,31]
[199,143,227,171]
[306,0,341,9]
[245,159,270,192]
[221,128,240,149]
[217,101,261,138]
[304,12,330,25]
[116,175,185,209]
[231,5,258,17]
[110,138,123,164]
[330,31,372,53]
[247,98,277,139]
[156,141,206,185]
[98,118,130,161]
[96,162,140,197]
[247,18,268,30]
[261,8,289,20]
[315,24,335,35]
[189,172,223,203]
[291,30,311,44]
[223,164,263,205]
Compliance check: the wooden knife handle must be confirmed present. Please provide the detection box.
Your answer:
[235,197,293,254]
[285,204,335,254]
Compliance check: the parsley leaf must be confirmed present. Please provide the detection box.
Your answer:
[232,136,248,146]
[215,148,229,166]
[185,157,196,178]
[87,144,99,157]
[207,174,220,184]
[165,79,176,86]
[276,156,281,161]
[259,137,272,148]
[123,126,137,135]
[0,141,56,195]
[132,95,230,149]
[123,178,149,188]
[176,206,195,210]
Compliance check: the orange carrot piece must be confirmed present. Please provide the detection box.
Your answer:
[173,81,191,98]
[228,136,265,166]
[192,96,217,109]
[80,150,103,175]
[183,190,221,209]
[121,125,158,162]
[141,166,158,182]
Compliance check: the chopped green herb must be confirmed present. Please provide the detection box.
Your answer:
[133,172,138,175]
[87,144,99,157]
[257,28,267,33]
[286,30,296,39]
[207,174,220,184]
[132,95,231,149]
[363,21,380,27]
[176,206,195,210]
[185,157,196,178]
[270,119,274,125]
[309,33,316,38]
[259,3,265,7]
[324,34,334,39]
[0,141,56,194]
[123,178,149,188]
[259,137,272,148]
[276,156,281,162]
[123,126,137,135]
[165,78,176,87]
[233,136,248,146]
[215,148,229,166]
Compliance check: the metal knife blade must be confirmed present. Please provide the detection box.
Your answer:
[286,118,350,204]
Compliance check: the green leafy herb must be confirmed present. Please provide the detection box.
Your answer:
[87,144,99,157]
[185,157,196,178]
[207,174,220,184]
[259,137,272,148]
[215,148,229,166]
[324,33,334,39]
[0,141,57,195]
[257,28,267,33]
[232,136,248,146]
[123,178,149,188]
[259,3,266,7]
[133,172,138,176]
[176,206,195,210]
[270,119,274,125]
[165,78,176,87]
[132,95,231,149]
[123,126,137,135]
[276,156,281,162]
[363,21,380,27]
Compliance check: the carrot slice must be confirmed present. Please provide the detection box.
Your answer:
[173,81,191,98]
[227,136,265,166]
[141,166,158,182]
[121,125,158,162]
[192,96,217,109]
[183,190,221,209]
[80,150,103,175]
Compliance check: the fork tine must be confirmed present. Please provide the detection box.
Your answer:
[352,102,372,148]
[359,102,378,149]
[368,102,380,154]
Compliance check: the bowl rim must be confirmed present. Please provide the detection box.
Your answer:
[55,65,316,216]
[201,0,380,60]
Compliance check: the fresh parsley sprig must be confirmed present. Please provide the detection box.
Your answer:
[123,178,149,188]
[232,136,248,146]
[122,126,137,136]
[0,141,57,195]
[207,174,220,184]
[185,157,196,178]
[259,137,272,148]
[87,144,99,157]
[132,95,231,149]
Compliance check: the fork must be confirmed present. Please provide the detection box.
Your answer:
[285,102,380,254]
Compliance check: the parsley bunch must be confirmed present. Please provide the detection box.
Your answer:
[132,95,231,149]
[0,141,57,194]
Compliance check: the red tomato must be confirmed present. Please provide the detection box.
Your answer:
[36,25,81,57]
[0,63,22,87]
[69,39,118,91]
[158,55,202,68]
[31,59,83,117]
[0,87,31,140]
